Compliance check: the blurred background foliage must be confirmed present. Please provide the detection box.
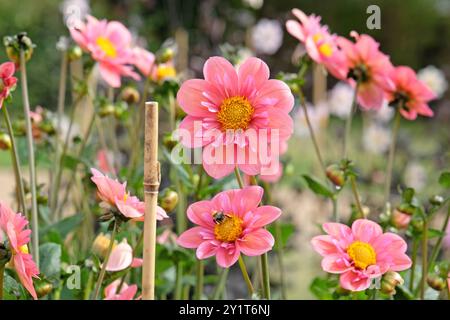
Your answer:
[0,0,449,111]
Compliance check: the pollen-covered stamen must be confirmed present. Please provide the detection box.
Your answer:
[214,214,243,242]
[217,96,254,131]
[346,241,377,270]
[96,37,117,58]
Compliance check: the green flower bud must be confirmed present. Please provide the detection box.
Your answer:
[159,188,179,213]
[427,275,446,291]
[120,87,140,104]
[380,271,404,295]
[326,164,346,187]
[98,104,115,118]
[0,132,12,150]
[35,280,53,298]
[429,195,444,206]
[68,45,83,62]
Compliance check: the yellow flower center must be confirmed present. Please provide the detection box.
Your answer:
[313,33,323,43]
[96,37,117,58]
[319,43,333,57]
[19,244,29,254]
[214,214,243,242]
[156,65,177,80]
[217,96,254,131]
[347,241,377,269]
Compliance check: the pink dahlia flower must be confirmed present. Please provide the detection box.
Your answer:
[286,9,346,79]
[0,62,18,109]
[69,15,140,88]
[104,280,138,300]
[90,168,168,221]
[311,219,412,291]
[177,186,281,268]
[336,32,394,110]
[177,56,294,179]
[385,66,436,120]
[0,202,40,300]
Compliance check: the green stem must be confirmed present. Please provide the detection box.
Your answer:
[298,89,327,176]
[349,176,365,218]
[52,50,68,206]
[274,220,287,299]
[0,264,4,300]
[194,260,204,300]
[234,166,245,188]
[20,50,39,266]
[420,219,428,300]
[384,110,401,206]
[343,83,359,160]
[409,238,419,292]
[174,261,183,299]
[260,252,271,299]
[92,219,118,300]
[212,268,229,299]
[238,256,254,297]
[428,206,450,269]
[332,197,338,222]
[2,106,27,217]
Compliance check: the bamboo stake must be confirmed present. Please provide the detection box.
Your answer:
[142,101,160,300]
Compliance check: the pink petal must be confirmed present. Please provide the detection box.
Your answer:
[322,222,353,246]
[202,143,236,179]
[106,241,133,272]
[99,63,122,88]
[285,20,305,42]
[215,245,240,268]
[203,56,239,98]
[351,219,383,243]
[177,79,219,117]
[252,79,294,113]
[187,200,215,228]
[233,186,264,217]
[250,205,281,229]
[0,62,15,78]
[238,57,270,94]
[177,227,207,248]
[321,255,352,274]
[339,270,371,292]
[196,241,218,259]
[311,235,341,256]
[178,116,210,148]
[357,83,385,110]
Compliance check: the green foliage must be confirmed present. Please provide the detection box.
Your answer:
[302,175,334,198]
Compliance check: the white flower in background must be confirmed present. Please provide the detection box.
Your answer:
[295,101,329,137]
[418,65,448,99]
[362,123,391,154]
[251,19,283,55]
[242,0,264,10]
[56,36,70,52]
[404,162,427,192]
[52,115,81,146]
[371,100,394,123]
[61,0,90,28]
[328,82,354,119]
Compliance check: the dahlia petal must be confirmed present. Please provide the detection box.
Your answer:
[177,79,219,117]
[0,62,16,78]
[238,57,270,94]
[238,229,274,256]
[196,241,218,259]
[321,255,352,274]
[202,143,236,179]
[311,235,342,256]
[351,219,383,243]
[357,83,385,110]
[285,20,305,42]
[187,200,215,228]
[215,245,240,268]
[203,56,239,98]
[339,270,371,292]
[253,79,294,113]
[250,205,281,229]
[177,227,206,248]
[233,186,264,217]
[322,222,353,246]
[105,241,133,272]
[99,63,121,88]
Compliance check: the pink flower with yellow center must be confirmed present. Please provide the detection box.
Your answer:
[385,66,436,120]
[177,186,281,268]
[311,219,411,291]
[336,32,394,110]
[285,9,346,79]
[104,280,137,300]
[90,168,168,221]
[69,15,140,88]
[176,56,294,179]
[0,62,17,109]
[132,47,155,78]
[0,202,40,300]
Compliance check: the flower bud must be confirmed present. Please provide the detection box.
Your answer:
[160,188,179,213]
[429,195,444,206]
[326,164,346,187]
[391,209,412,229]
[35,280,53,298]
[120,87,140,104]
[0,242,12,266]
[158,48,174,64]
[114,102,128,120]
[92,233,116,259]
[4,33,35,65]
[396,203,415,216]
[98,104,115,118]
[411,217,424,232]
[0,132,12,150]
[380,271,404,295]
[162,133,178,151]
[68,45,83,62]
[39,120,56,135]
[427,275,446,291]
